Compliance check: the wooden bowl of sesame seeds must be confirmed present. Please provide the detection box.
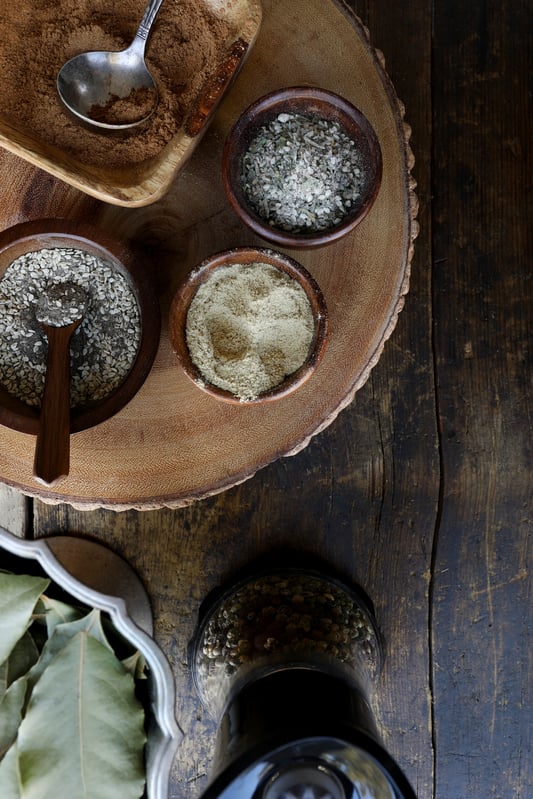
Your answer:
[0,219,160,438]
[222,86,383,249]
[169,247,329,403]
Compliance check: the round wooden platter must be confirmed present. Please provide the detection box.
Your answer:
[0,0,417,510]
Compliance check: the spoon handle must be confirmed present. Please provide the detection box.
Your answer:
[136,0,166,41]
[33,324,77,487]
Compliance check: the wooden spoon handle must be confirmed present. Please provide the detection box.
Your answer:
[33,324,77,486]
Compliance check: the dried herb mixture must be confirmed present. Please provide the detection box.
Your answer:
[241,112,368,232]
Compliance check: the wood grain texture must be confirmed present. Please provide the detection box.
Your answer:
[430,1,532,797]
[30,2,435,797]
[0,0,416,510]
[32,320,80,486]
[0,1,530,798]
[0,484,29,536]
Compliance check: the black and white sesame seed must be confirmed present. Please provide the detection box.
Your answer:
[0,247,141,408]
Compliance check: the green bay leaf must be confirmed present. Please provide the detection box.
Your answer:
[0,632,39,701]
[18,631,146,799]
[0,676,27,761]
[0,740,21,798]
[39,595,86,637]
[0,573,50,668]
[121,651,148,681]
[27,608,113,693]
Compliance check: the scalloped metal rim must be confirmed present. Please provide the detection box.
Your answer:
[0,526,183,799]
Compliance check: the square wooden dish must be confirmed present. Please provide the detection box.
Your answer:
[0,0,262,207]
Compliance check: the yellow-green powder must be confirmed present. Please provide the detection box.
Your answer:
[185,262,315,401]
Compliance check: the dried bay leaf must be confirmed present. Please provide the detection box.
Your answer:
[27,608,113,692]
[121,650,148,681]
[0,677,27,761]
[17,631,146,799]
[0,632,39,701]
[38,595,85,637]
[0,740,21,798]
[0,573,50,667]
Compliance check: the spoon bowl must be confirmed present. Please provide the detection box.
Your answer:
[57,0,165,130]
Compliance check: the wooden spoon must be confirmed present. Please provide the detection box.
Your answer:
[33,283,88,486]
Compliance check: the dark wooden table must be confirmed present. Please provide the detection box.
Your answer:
[1,1,530,797]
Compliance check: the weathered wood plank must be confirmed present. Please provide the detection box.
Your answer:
[349,2,436,795]
[32,3,436,798]
[431,1,532,797]
[5,0,531,796]
[0,484,30,537]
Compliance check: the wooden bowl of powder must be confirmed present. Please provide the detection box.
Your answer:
[222,86,383,248]
[0,0,262,207]
[0,219,160,437]
[169,247,328,403]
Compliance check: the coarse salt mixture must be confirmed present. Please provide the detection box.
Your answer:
[0,247,141,409]
[186,262,315,401]
[241,112,368,233]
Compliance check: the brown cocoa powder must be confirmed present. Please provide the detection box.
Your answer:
[0,1,236,168]
[89,87,157,126]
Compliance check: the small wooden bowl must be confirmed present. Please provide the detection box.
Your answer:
[0,219,161,435]
[222,86,383,249]
[169,247,328,403]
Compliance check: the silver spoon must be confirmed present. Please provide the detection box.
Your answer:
[33,282,88,487]
[57,0,165,131]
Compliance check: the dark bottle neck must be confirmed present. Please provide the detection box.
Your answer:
[212,667,380,778]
